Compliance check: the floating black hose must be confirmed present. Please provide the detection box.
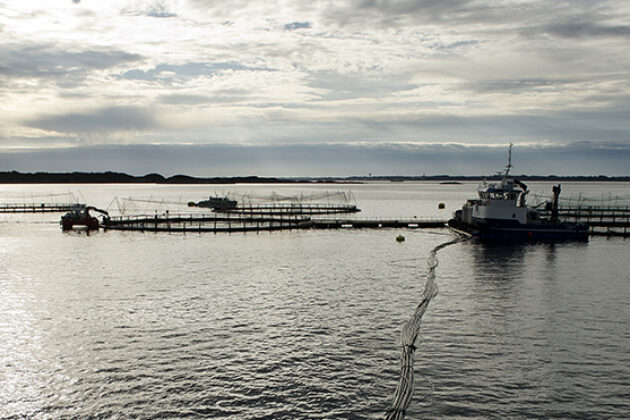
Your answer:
[385,232,469,419]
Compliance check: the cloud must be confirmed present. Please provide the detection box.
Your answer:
[318,0,629,39]
[540,21,630,39]
[158,94,212,105]
[350,0,472,17]
[2,0,630,177]
[0,43,142,82]
[120,62,272,83]
[159,89,251,105]
[2,142,629,176]
[460,78,570,94]
[306,71,418,101]
[24,106,157,134]
[382,104,630,143]
[121,1,177,18]
[320,0,491,27]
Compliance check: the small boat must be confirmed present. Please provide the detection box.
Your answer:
[61,205,109,230]
[448,145,588,241]
[195,196,238,210]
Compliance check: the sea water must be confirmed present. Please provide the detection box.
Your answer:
[1,182,629,419]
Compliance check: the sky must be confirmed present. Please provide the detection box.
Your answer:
[1,0,629,176]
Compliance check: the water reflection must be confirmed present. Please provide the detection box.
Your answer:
[466,241,587,309]
[0,270,47,416]
[1,181,627,419]
[469,242,530,283]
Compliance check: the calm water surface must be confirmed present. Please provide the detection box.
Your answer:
[1,182,629,419]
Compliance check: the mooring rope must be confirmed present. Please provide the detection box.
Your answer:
[385,231,469,419]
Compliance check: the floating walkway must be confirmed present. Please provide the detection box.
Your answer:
[104,213,309,233]
[100,207,630,236]
[0,202,81,213]
[310,218,446,229]
[102,212,446,233]
[216,203,360,215]
[540,206,630,236]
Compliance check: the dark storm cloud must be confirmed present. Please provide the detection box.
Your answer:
[2,142,629,176]
[25,106,157,134]
[120,62,271,82]
[0,43,142,81]
[284,22,311,31]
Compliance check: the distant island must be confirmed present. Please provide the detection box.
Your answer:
[0,171,294,184]
[346,175,630,182]
[0,171,629,184]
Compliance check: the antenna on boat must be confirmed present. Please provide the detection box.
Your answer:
[505,143,513,177]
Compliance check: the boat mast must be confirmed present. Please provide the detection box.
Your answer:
[505,143,513,177]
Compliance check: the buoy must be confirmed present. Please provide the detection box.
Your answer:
[396,235,405,242]
[438,203,445,209]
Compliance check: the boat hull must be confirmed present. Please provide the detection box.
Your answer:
[448,217,589,242]
[61,217,100,230]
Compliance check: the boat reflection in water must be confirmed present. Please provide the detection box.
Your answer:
[448,145,588,242]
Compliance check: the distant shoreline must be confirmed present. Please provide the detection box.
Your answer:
[0,171,629,184]
[0,171,295,184]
